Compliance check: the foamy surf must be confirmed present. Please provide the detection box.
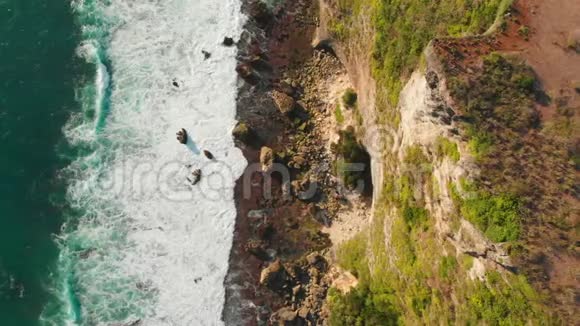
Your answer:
[40,0,246,325]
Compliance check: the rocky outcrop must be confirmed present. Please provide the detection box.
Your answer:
[260,259,288,291]
[223,37,235,46]
[272,90,296,115]
[176,128,188,144]
[260,146,274,172]
[255,252,333,324]
[270,307,304,326]
[236,63,260,85]
[232,121,255,145]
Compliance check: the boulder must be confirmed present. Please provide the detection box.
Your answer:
[306,253,328,272]
[248,0,273,28]
[306,253,322,266]
[189,169,202,185]
[125,320,142,326]
[291,155,306,169]
[245,239,270,261]
[222,37,235,46]
[248,54,271,71]
[260,146,274,172]
[176,128,188,144]
[260,259,288,291]
[270,307,306,326]
[297,306,310,319]
[292,285,301,296]
[278,81,295,96]
[272,90,295,115]
[248,209,269,220]
[232,122,254,144]
[236,63,259,85]
[203,150,214,160]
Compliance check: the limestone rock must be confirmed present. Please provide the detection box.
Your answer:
[232,122,254,144]
[248,209,269,220]
[272,90,295,115]
[248,0,273,28]
[260,146,274,172]
[260,259,287,291]
[270,307,305,326]
[297,306,310,319]
[203,150,214,160]
[306,252,322,266]
[245,239,270,261]
[236,63,259,85]
[176,128,187,144]
[292,285,301,296]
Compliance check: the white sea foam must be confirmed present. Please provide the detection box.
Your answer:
[46,0,246,325]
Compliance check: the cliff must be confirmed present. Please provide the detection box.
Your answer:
[319,0,578,324]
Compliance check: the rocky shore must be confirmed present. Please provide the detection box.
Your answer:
[222,1,369,324]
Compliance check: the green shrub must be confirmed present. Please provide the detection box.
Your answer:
[461,192,521,242]
[342,88,358,107]
[337,232,369,279]
[334,104,345,124]
[449,53,539,134]
[371,0,511,108]
[468,132,493,159]
[465,272,545,323]
[435,136,460,162]
[512,73,535,92]
[402,205,428,228]
[567,36,580,53]
[439,255,458,279]
[404,145,429,165]
[332,127,371,189]
[328,286,400,326]
[329,21,348,40]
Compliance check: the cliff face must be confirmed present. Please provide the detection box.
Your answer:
[319,0,577,323]
[395,50,513,273]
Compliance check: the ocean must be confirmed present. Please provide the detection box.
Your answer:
[1,0,246,325]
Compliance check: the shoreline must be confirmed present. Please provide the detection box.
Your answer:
[224,1,314,322]
[223,1,370,324]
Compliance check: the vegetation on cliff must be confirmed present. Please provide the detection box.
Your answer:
[341,88,358,107]
[325,0,576,323]
[330,198,546,324]
[448,53,576,231]
[331,126,371,190]
[330,0,512,113]
[329,157,548,324]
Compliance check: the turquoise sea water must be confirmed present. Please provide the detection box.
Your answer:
[2,1,244,324]
[0,1,86,325]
